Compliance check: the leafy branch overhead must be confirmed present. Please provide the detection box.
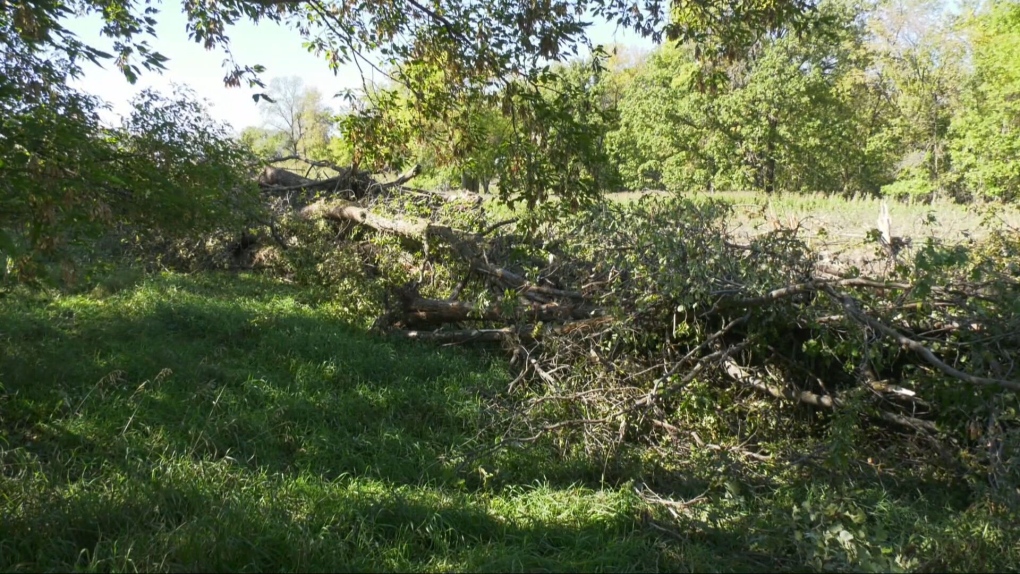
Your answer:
[7,0,817,85]
[3,0,823,203]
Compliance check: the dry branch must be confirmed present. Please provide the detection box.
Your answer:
[393,327,521,344]
[401,185,483,204]
[395,294,592,327]
[391,317,614,344]
[258,163,421,199]
[713,277,912,312]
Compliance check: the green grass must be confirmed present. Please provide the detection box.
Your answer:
[2,271,1018,572]
[606,189,1020,277]
[0,272,659,572]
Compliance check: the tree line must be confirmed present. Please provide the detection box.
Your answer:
[247,0,1017,203]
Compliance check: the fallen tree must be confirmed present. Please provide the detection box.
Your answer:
[251,159,1020,501]
[260,162,423,203]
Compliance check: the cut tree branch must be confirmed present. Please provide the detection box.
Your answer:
[823,286,1020,392]
[723,359,939,433]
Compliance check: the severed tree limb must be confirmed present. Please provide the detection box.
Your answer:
[308,200,586,302]
[258,165,373,192]
[724,359,837,408]
[258,166,318,188]
[254,216,289,251]
[391,316,614,345]
[394,294,592,327]
[395,327,520,344]
[723,359,939,433]
[823,286,1020,392]
[448,269,473,301]
[306,199,441,240]
[711,278,914,313]
[401,186,483,204]
[367,163,422,193]
[475,264,585,301]
[481,218,519,236]
[258,164,420,198]
[266,154,349,173]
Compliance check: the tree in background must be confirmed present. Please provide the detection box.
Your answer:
[375,72,512,193]
[608,0,898,195]
[17,0,1012,206]
[2,0,824,208]
[950,0,1020,201]
[239,126,290,159]
[868,0,965,200]
[716,0,896,194]
[0,28,258,284]
[499,57,623,208]
[258,76,333,159]
[607,44,718,191]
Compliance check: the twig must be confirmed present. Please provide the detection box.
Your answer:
[481,218,518,236]
[712,277,912,313]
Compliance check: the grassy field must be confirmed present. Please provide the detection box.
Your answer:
[609,190,1020,239]
[3,194,1020,571]
[606,190,1020,276]
[0,273,667,572]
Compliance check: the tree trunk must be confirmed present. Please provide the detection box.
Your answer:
[461,172,480,193]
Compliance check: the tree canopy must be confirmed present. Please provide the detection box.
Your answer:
[3,0,824,201]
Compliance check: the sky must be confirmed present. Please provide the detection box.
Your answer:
[64,5,656,134]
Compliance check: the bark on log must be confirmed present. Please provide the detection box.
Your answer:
[258,166,317,188]
[259,164,420,199]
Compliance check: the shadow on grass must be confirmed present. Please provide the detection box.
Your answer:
[0,272,684,571]
[2,462,663,572]
[1,273,502,480]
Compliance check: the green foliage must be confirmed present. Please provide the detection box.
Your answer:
[950,0,1020,200]
[258,77,334,159]
[869,0,965,197]
[0,33,258,285]
[499,58,623,207]
[602,0,1020,200]
[880,165,935,202]
[6,0,825,207]
[480,194,1020,572]
[240,126,290,160]
[607,44,717,191]
[608,0,899,195]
